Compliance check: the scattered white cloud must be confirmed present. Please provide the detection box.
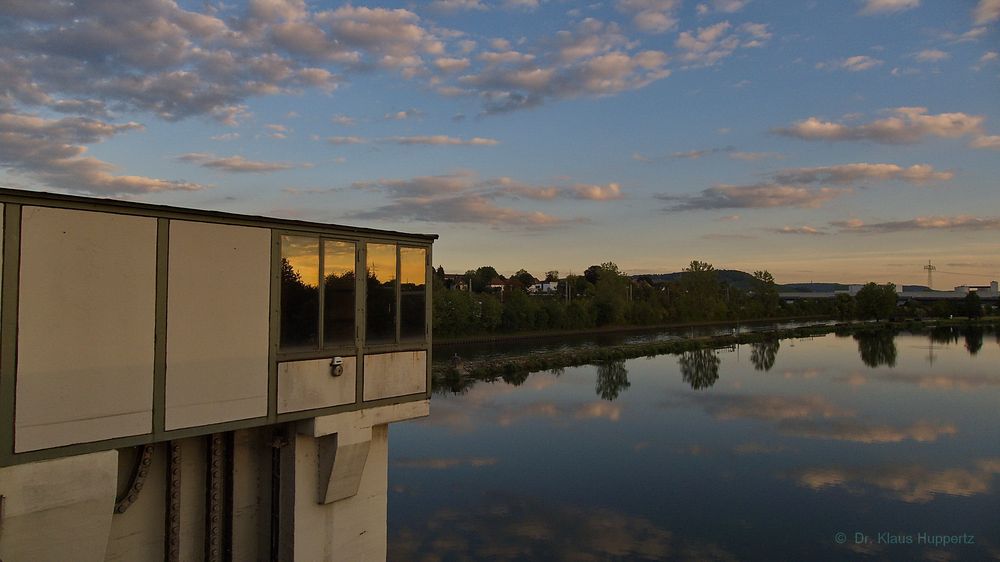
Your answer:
[974,0,1000,24]
[384,108,425,120]
[0,110,204,194]
[330,114,356,126]
[914,49,949,62]
[346,171,622,228]
[697,0,750,16]
[385,135,499,146]
[428,0,488,13]
[774,225,827,235]
[969,134,1000,149]
[792,459,1000,503]
[832,215,1000,233]
[502,0,541,10]
[675,21,771,66]
[860,0,920,16]
[774,107,986,144]
[773,163,953,184]
[661,183,851,211]
[177,152,304,173]
[327,135,368,144]
[210,132,240,141]
[730,150,782,160]
[434,57,471,72]
[616,0,681,33]
[817,55,883,72]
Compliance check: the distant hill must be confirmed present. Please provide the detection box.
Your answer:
[632,271,931,293]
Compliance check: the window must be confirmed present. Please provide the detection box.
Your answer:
[324,240,356,346]
[280,235,356,351]
[400,247,426,341]
[366,243,396,344]
[280,236,319,350]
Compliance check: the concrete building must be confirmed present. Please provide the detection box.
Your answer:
[0,188,435,561]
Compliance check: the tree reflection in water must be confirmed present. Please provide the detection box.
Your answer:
[854,332,898,368]
[750,339,780,372]
[964,326,984,356]
[679,349,720,390]
[595,360,630,401]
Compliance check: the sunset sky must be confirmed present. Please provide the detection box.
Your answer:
[2,0,998,286]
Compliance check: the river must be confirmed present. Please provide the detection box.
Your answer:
[388,325,1000,561]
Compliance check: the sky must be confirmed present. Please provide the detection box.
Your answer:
[1,0,999,286]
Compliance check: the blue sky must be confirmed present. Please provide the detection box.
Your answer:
[1,0,998,285]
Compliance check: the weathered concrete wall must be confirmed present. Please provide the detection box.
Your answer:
[363,351,427,401]
[166,221,271,430]
[0,451,118,562]
[16,207,156,452]
[105,446,167,562]
[278,356,358,414]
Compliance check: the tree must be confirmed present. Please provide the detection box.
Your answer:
[963,291,982,319]
[676,260,725,321]
[545,270,559,282]
[512,269,537,289]
[834,293,856,320]
[752,270,779,317]
[593,262,628,326]
[855,282,897,321]
[468,266,501,292]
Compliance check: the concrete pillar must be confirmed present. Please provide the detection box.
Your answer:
[0,451,118,562]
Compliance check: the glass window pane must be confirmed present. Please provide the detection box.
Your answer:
[280,235,319,350]
[323,240,355,346]
[366,243,396,344]
[400,247,426,341]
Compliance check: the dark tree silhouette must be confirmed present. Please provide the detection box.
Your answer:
[854,332,898,368]
[963,326,984,355]
[595,360,630,401]
[750,339,780,372]
[679,349,721,390]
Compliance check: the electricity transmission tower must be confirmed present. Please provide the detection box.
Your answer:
[924,260,936,289]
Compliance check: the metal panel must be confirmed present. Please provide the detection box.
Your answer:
[16,206,156,452]
[277,357,357,414]
[165,221,270,430]
[362,351,427,402]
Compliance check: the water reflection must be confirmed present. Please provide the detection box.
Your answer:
[390,493,737,562]
[964,326,984,355]
[595,360,630,401]
[854,331,898,368]
[679,348,720,389]
[749,339,780,372]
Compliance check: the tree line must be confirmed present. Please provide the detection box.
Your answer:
[432,263,990,339]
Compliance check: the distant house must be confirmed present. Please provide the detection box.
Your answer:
[488,278,516,293]
[442,273,470,291]
[528,281,559,294]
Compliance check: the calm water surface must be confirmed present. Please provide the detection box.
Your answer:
[389,327,1000,561]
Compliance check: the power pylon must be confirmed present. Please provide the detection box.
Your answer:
[924,260,936,289]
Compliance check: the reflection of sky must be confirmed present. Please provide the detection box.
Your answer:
[367,243,397,283]
[400,247,425,287]
[281,235,319,287]
[389,330,1000,560]
[323,240,354,278]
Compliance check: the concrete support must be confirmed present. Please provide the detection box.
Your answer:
[0,451,118,562]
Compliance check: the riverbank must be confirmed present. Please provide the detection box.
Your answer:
[433,317,998,384]
[433,315,830,345]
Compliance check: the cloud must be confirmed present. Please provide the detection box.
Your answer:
[817,55,883,71]
[974,0,1000,24]
[661,183,851,211]
[730,151,782,161]
[778,419,956,444]
[392,456,497,469]
[774,225,827,235]
[696,0,750,15]
[774,107,986,144]
[672,146,735,159]
[385,135,499,146]
[969,135,1000,149]
[327,135,368,144]
[433,57,471,72]
[914,49,950,62]
[384,108,425,120]
[330,114,356,126]
[346,171,622,228]
[772,163,953,184]
[616,0,681,33]
[428,0,488,13]
[176,152,303,173]
[860,0,920,15]
[832,215,1000,233]
[0,110,204,194]
[792,459,1000,503]
[502,0,540,10]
